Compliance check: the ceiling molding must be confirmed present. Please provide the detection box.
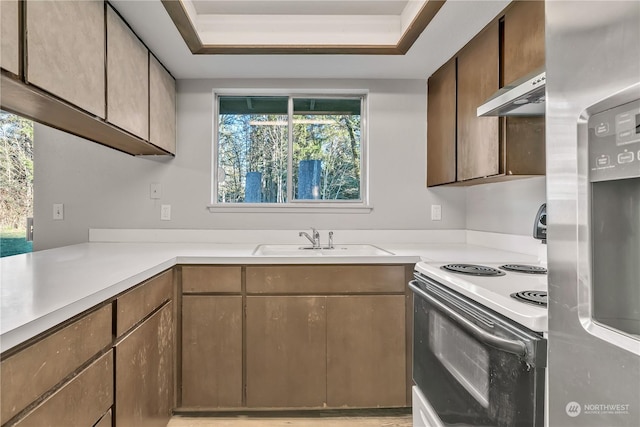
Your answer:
[160,0,446,55]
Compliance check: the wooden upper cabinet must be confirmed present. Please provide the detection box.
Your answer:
[503,0,545,85]
[427,57,457,186]
[503,0,546,177]
[1,0,20,75]
[150,55,176,154]
[26,0,106,118]
[456,23,500,182]
[107,6,149,140]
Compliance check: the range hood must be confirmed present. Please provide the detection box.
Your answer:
[477,69,546,117]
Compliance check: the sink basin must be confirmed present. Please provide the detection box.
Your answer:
[252,244,394,257]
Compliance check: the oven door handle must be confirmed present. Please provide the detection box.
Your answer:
[409,283,527,356]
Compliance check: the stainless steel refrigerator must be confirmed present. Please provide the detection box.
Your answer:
[546,1,640,426]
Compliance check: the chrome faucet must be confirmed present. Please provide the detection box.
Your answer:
[327,231,334,249]
[299,227,321,249]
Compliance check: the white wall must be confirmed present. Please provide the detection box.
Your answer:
[465,177,547,236]
[33,78,467,250]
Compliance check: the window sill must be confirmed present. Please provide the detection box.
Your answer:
[206,204,373,214]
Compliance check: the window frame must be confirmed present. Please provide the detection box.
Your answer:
[209,89,370,212]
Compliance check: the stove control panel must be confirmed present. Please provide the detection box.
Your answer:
[588,98,640,182]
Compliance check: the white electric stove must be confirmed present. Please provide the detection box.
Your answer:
[411,261,548,427]
[414,261,548,332]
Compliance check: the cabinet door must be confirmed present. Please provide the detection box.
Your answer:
[1,0,20,75]
[326,295,406,408]
[503,0,546,176]
[427,57,457,187]
[503,0,545,85]
[13,351,113,427]
[246,296,327,407]
[457,23,500,181]
[106,6,149,139]
[115,302,174,427]
[26,0,105,118]
[0,305,112,425]
[181,296,243,408]
[149,55,176,153]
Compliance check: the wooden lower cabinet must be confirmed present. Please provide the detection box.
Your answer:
[181,296,243,408]
[326,295,407,407]
[115,302,174,427]
[244,291,408,409]
[0,305,112,425]
[14,351,113,427]
[246,296,327,408]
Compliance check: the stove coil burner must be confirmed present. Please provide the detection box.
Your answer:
[499,264,548,274]
[511,290,548,307]
[441,264,506,276]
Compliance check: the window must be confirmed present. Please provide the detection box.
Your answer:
[0,111,34,257]
[213,93,366,208]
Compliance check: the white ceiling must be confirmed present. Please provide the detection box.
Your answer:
[190,0,410,16]
[109,0,511,80]
[187,0,420,46]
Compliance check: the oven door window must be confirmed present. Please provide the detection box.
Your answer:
[429,310,490,408]
[412,291,545,427]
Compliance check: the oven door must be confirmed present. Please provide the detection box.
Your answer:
[410,275,546,427]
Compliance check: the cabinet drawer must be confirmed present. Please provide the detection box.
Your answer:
[246,265,406,294]
[182,266,242,293]
[0,304,112,424]
[117,269,173,336]
[13,351,113,427]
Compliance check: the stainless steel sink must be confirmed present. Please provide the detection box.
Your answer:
[252,244,394,257]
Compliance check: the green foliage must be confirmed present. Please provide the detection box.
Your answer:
[0,111,34,229]
[1,228,32,258]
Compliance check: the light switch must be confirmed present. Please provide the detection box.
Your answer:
[161,204,171,221]
[53,204,64,220]
[431,204,442,221]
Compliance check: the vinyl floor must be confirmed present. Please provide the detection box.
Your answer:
[167,414,412,427]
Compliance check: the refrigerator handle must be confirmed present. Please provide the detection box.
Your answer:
[409,282,527,356]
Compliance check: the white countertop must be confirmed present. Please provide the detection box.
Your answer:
[0,233,543,353]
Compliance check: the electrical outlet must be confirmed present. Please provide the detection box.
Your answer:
[160,204,171,221]
[431,204,442,221]
[53,204,64,220]
[150,183,161,199]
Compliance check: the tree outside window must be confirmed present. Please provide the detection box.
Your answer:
[215,95,364,205]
